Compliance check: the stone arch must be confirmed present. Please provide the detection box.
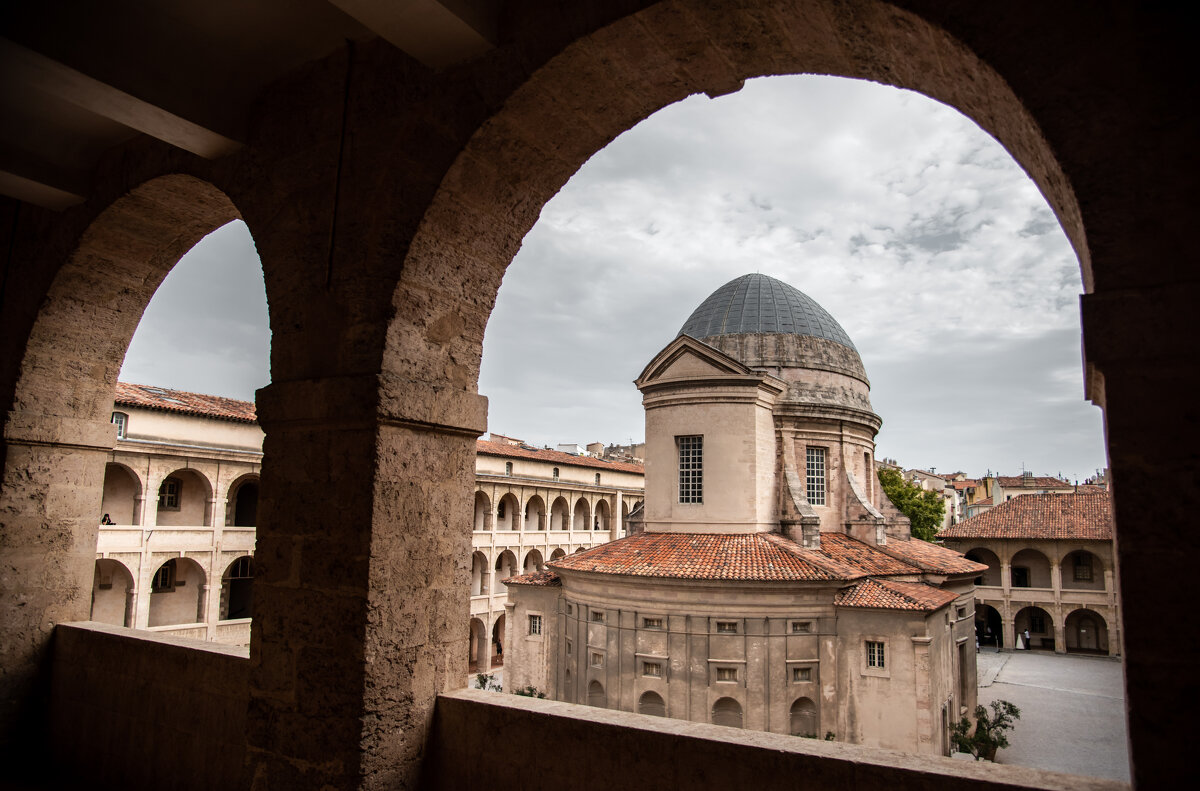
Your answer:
[572,498,590,532]
[493,550,516,594]
[496,492,520,531]
[220,555,254,620]
[148,556,206,627]
[1063,549,1105,591]
[473,491,491,532]
[469,617,487,671]
[227,474,260,528]
[523,494,546,531]
[1014,605,1054,650]
[964,548,1001,586]
[587,680,606,709]
[155,467,215,527]
[90,558,134,626]
[712,697,743,729]
[550,496,570,531]
[1065,608,1109,654]
[789,697,817,737]
[593,498,610,531]
[638,690,666,717]
[522,549,544,575]
[1010,548,1052,589]
[491,613,506,666]
[975,603,1003,648]
[470,551,488,596]
[100,462,142,526]
[549,548,566,562]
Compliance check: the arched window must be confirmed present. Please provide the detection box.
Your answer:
[553,467,560,480]
[638,691,666,717]
[790,697,817,737]
[711,697,743,728]
[587,680,606,708]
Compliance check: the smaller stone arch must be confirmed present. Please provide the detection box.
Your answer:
[148,556,207,627]
[1010,548,1052,589]
[594,499,610,531]
[491,613,506,666]
[469,617,488,671]
[100,462,143,525]
[220,555,254,620]
[712,697,743,728]
[228,474,260,527]
[91,558,134,626]
[549,548,566,562]
[1062,549,1105,591]
[550,496,570,530]
[524,494,546,531]
[155,468,215,527]
[1014,605,1054,650]
[493,550,517,593]
[638,690,666,717]
[587,680,606,708]
[1065,608,1109,654]
[473,491,492,531]
[523,549,545,575]
[471,551,489,596]
[497,492,520,531]
[789,697,817,737]
[574,546,586,554]
[964,548,1001,586]
[975,603,1003,648]
[572,497,591,532]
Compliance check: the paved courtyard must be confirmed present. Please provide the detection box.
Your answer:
[975,648,1129,782]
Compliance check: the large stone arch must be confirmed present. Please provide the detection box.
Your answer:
[964,548,1001,587]
[90,558,134,627]
[100,462,143,526]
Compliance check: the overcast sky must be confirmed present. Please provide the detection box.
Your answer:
[121,75,1107,482]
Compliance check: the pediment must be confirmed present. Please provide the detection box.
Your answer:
[635,335,752,387]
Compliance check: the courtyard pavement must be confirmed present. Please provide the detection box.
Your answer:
[975,648,1129,782]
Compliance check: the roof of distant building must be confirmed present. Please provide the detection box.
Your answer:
[476,439,644,474]
[115,382,256,423]
[503,569,561,587]
[950,480,977,490]
[939,492,1112,540]
[835,578,958,612]
[997,475,1071,488]
[678,273,857,351]
[971,497,993,507]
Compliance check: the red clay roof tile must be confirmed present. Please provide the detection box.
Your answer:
[503,570,562,587]
[476,439,644,475]
[876,537,987,575]
[939,492,1112,540]
[835,578,958,611]
[115,382,256,423]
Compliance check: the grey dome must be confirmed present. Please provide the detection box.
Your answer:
[678,273,857,351]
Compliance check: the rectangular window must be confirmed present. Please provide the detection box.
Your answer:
[716,667,737,682]
[566,639,572,656]
[566,604,573,615]
[1030,614,1046,634]
[791,621,812,634]
[111,411,127,439]
[866,641,886,668]
[806,447,827,505]
[643,662,662,678]
[677,435,703,503]
[591,611,605,623]
[158,477,181,509]
[956,606,968,619]
[1011,566,1030,588]
[715,621,738,634]
[792,667,812,682]
[1074,556,1093,581]
[591,652,604,668]
[642,617,663,629]
[528,614,542,635]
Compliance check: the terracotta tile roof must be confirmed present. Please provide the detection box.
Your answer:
[876,538,987,576]
[115,382,256,423]
[503,570,561,587]
[950,480,977,490]
[997,475,1071,489]
[938,492,1113,540]
[835,578,958,612]
[476,439,644,475]
[971,497,993,507]
[548,532,844,582]
[814,533,920,576]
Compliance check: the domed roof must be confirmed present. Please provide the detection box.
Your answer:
[678,273,857,351]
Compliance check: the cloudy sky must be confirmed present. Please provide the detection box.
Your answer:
[121,75,1107,482]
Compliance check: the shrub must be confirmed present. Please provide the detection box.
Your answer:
[951,700,1021,761]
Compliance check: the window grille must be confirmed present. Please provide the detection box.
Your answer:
[793,667,812,682]
[158,477,181,509]
[677,435,703,503]
[866,641,885,668]
[806,447,826,505]
[716,621,737,634]
[643,662,662,678]
[528,614,542,635]
[716,667,737,682]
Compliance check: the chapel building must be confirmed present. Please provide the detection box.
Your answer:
[504,273,986,755]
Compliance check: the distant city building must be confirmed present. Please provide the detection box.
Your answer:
[504,274,984,755]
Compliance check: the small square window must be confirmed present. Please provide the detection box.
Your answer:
[528,614,542,635]
[956,606,968,619]
[642,617,663,629]
[716,667,737,682]
[591,611,605,623]
[866,641,886,669]
[792,667,812,682]
[791,621,812,634]
[1030,614,1046,634]
[643,662,662,678]
[1073,555,1093,581]
[716,621,738,634]
[591,652,604,668]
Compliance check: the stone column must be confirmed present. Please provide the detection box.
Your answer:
[1052,605,1067,654]
[198,583,212,630]
[0,412,113,744]
[614,491,624,538]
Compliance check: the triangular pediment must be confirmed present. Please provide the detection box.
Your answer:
[635,335,753,387]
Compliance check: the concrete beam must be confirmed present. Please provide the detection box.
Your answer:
[327,0,497,69]
[0,37,241,159]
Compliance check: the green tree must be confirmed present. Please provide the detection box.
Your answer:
[877,468,945,542]
[951,700,1021,761]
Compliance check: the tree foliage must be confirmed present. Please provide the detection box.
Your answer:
[951,700,1021,761]
[512,685,546,698]
[877,468,945,542]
